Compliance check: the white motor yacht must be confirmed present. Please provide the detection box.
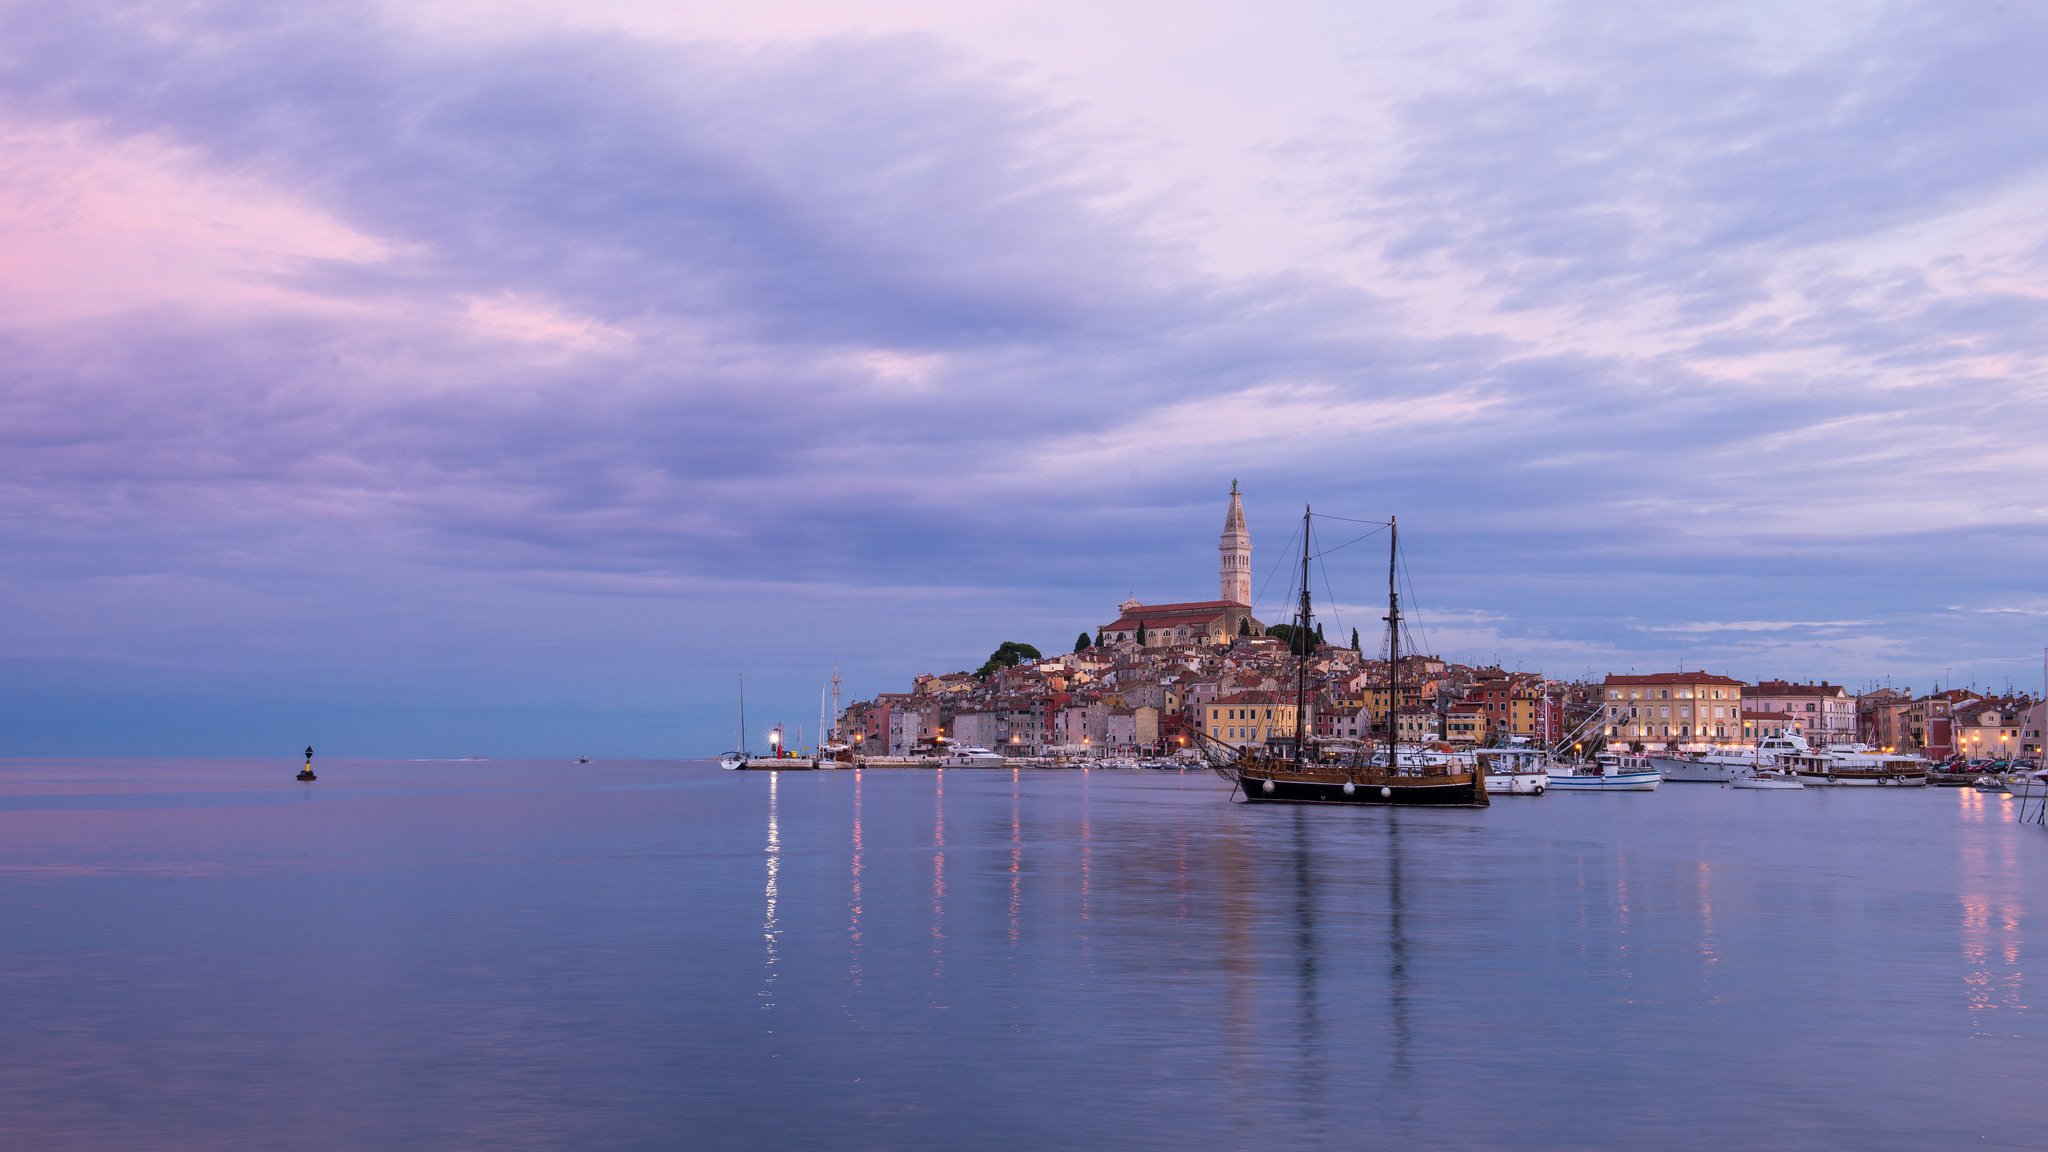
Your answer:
[1648,735,1808,783]
[940,745,1008,768]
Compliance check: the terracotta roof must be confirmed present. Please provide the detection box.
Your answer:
[1604,672,1746,686]
[1211,690,1291,706]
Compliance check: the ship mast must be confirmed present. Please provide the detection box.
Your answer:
[1294,504,1312,767]
[1386,516,1400,774]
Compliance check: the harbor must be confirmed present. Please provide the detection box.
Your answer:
[2,754,2041,1150]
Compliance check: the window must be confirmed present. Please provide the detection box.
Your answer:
[1660,690,1669,700]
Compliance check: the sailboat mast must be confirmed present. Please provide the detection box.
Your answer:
[1387,516,1400,772]
[739,672,749,757]
[1295,505,1312,766]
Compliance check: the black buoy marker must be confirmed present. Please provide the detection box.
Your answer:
[298,745,317,782]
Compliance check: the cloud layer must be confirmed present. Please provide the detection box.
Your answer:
[2,0,2045,752]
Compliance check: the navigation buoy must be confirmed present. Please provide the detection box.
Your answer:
[1380,786,1392,799]
[297,745,317,782]
[1342,781,1356,796]
[1261,779,1275,794]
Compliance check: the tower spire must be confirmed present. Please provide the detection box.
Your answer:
[1220,481,1251,605]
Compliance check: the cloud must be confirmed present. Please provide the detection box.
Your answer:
[2,0,2047,750]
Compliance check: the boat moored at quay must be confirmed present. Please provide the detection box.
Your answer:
[1474,746,1551,795]
[1648,735,1809,783]
[1546,753,1661,791]
[1786,746,1929,787]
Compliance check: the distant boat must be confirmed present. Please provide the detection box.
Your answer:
[720,674,751,770]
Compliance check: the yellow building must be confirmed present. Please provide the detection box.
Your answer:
[1445,707,1491,747]
[1204,691,1298,748]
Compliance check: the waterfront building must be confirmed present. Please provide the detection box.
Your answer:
[1954,699,2032,763]
[1739,708,1796,741]
[1467,674,1565,742]
[1444,706,1490,747]
[1203,690,1297,748]
[2024,701,2045,762]
[1314,697,1372,741]
[1743,680,1856,745]
[1602,671,1747,746]
[1904,690,1971,759]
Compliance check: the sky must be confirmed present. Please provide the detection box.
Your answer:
[2,0,2046,756]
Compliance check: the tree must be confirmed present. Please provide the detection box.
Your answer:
[1267,623,1316,656]
[1314,623,1325,646]
[1135,620,1148,645]
[1350,627,1360,652]
[1238,617,1251,637]
[975,640,1043,679]
[1075,631,1092,652]
[1094,630,1105,648]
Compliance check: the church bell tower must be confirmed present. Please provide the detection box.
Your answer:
[1220,480,1251,606]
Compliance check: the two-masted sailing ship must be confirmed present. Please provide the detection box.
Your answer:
[1208,509,1488,807]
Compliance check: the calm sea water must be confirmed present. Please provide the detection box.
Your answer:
[0,758,2040,1150]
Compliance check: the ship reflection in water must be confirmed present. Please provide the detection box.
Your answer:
[0,758,2041,1150]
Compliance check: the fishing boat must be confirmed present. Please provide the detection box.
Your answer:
[1730,768,1804,790]
[1548,753,1661,791]
[1475,746,1551,795]
[1210,510,1487,808]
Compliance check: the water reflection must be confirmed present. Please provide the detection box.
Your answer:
[1383,814,1417,1122]
[1697,861,1721,999]
[848,768,864,1001]
[1959,792,2029,1034]
[1287,811,1328,1129]
[932,769,947,1006]
[1008,768,1022,950]
[762,771,780,1021]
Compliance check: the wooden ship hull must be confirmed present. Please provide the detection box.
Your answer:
[1229,760,1488,807]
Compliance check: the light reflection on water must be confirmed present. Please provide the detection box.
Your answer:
[0,758,2043,1151]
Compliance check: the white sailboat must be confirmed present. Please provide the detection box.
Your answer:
[719,674,749,770]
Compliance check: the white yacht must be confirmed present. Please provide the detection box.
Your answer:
[1648,735,1808,783]
[940,745,1008,768]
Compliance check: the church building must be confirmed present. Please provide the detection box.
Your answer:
[1098,482,1264,647]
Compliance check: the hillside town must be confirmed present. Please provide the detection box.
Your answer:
[837,485,2046,768]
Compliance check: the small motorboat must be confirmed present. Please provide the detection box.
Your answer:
[1974,775,2008,792]
[1548,753,1660,791]
[1731,769,1804,790]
